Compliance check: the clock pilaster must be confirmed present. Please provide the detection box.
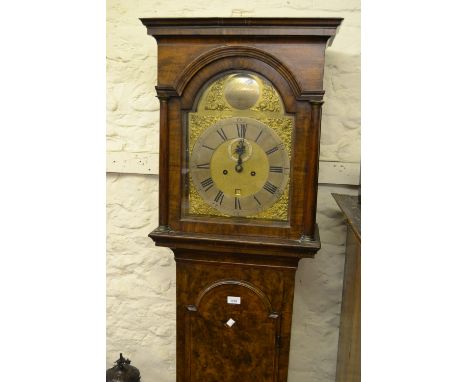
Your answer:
[156,94,170,231]
[303,99,325,241]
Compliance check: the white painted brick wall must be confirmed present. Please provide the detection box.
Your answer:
[107,1,360,381]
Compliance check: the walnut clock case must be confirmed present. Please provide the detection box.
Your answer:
[141,18,342,382]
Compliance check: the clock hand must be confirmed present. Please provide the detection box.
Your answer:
[235,157,243,172]
[235,139,246,173]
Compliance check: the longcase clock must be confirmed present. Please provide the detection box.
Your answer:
[140,17,342,382]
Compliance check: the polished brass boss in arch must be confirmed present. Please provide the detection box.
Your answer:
[224,74,261,110]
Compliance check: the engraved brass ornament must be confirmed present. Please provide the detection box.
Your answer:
[187,73,293,220]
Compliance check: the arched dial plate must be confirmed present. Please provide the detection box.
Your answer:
[190,117,290,217]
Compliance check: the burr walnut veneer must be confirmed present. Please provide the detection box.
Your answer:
[141,18,342,382]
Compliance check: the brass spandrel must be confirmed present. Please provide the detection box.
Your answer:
[188,114,225,155]
[258,117,293,160]
[254,181,289,221]
[202,76,231,111]
[188,176,229,217]
[252,82,282,113]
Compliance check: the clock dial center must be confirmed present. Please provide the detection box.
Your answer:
[211,138,269,198]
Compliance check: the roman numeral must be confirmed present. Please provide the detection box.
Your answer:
[201,177,214,191]
[266,146,279,155]
[202,144,214,151]
[237,123,247,138]
[216,128,228,141]
[253,195,262,205]
[234,197,241,210]
[255,130,263,143]
[214,191,224,205]
[263,181,278,194]
[196,163,210,169]
[269,166,283,173]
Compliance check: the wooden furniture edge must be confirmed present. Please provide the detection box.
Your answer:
[332,193,361,241]
[148,226,321,258]
[140,17,343,41]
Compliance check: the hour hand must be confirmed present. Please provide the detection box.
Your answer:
[235,155,243,173]
[234,140,245,173]
[234,139,246,157]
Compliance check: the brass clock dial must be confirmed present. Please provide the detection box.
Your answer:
[190,117,290,217]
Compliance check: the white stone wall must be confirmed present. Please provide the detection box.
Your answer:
[107,1,360,381]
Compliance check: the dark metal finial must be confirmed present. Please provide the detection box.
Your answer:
[115,353,131,370]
